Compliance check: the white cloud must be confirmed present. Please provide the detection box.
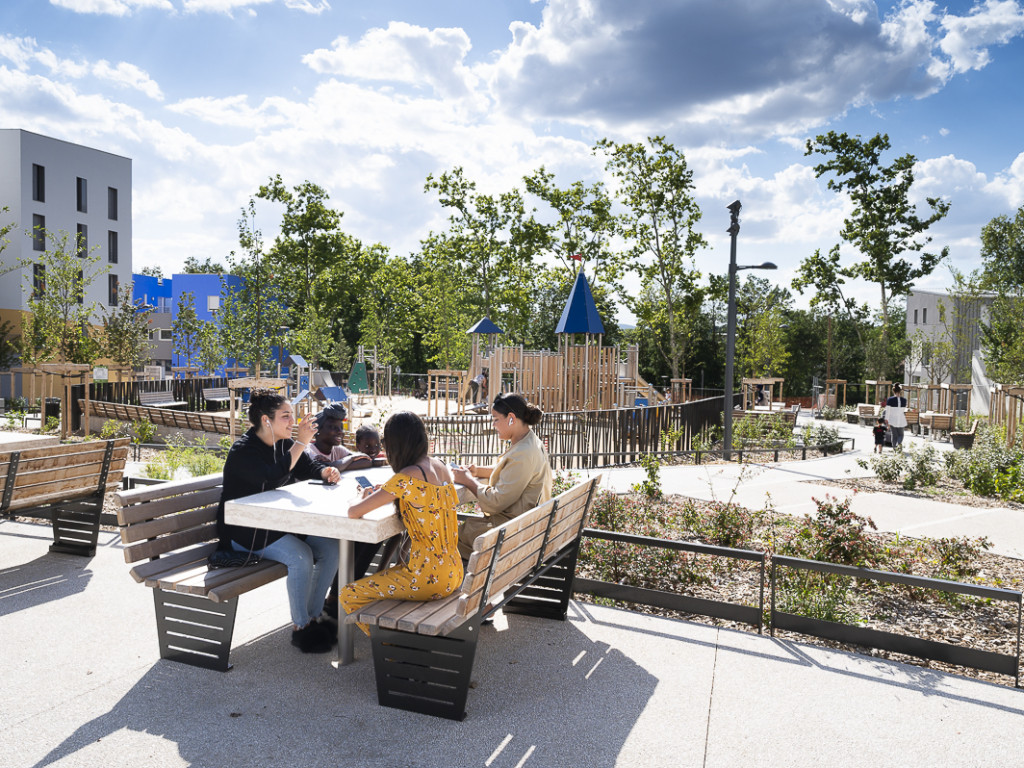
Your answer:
[304,22,479,100]
[0,35,163,99]
[938,0,1024,74]
[50,0,173,16]
[180,0,327,14]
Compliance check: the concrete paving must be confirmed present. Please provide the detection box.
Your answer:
[4,418,1024,768]
[2,520,1023,768]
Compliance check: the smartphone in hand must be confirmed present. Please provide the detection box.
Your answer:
[355,475,373,489]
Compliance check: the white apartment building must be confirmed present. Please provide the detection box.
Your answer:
[905,288,995,415]
[0,129,132,328]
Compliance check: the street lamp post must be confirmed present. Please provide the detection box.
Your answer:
[722,200,777,461]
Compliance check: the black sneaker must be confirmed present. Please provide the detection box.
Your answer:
[291,623,333,654]
[315,617,338,646]
[322,597,339,621]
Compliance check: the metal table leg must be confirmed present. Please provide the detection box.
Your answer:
[337,538,354,665]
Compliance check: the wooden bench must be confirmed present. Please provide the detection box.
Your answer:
[114,473,289,672]
[348,475,602,720]
[922,413,954,440]
[83,399,236,436]
[202,387,231,410]
[905,408,920,434]
[139,390,187,409]
[857,404,879,426]
[1,438,129,556]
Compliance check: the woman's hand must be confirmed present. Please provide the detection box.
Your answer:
[296,415,316,445]
[321,466,341,484]
[451,466,471,486]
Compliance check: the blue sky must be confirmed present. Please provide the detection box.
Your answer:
[2,0,1024,320]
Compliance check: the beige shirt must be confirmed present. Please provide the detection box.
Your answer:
[459,429,553,519]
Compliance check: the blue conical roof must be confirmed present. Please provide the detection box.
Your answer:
[556,270,604,334]
[467,317,504,335]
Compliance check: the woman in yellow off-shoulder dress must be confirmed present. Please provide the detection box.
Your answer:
[339,412,463,633]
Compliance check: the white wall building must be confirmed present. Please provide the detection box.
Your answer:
[905,288,995,415]
[0,129,132,324]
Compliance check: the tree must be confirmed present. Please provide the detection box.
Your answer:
[735,276,792,380]
[424,168,540,342]
[18,226,107,364]
[804,132,950,378]
[218,199,289,374]
[172,291,202,372]
[596,136,708,381]
[416,235,475,371]
[976,206,1024,384]
[182,255,225,274]
[196,321,224,376]
[102,283,153,369]
[0,319,19,368]
[138,265,164,278]
[359,254,418,369]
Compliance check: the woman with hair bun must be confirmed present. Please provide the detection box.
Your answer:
[217,388,341,654]
[451,392,553,559]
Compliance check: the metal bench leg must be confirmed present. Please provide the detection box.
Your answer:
[370,621,479,720]
[153,589,239,672]
[49,500,102,557]
[504,544,581,621]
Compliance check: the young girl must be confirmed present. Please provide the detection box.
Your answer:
[873,416,887,453]
[339,411,463,633]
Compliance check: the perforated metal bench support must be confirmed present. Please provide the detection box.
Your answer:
[1,451,19,516]
[503,542,582,621]
[370,621,479,721]
[47,441,117,557]
[153,589,239,672]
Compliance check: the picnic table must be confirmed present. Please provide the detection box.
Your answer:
[224,465,401,664]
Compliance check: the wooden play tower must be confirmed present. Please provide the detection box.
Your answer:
[441,269,663,414]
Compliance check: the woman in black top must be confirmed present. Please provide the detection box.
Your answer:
[217,389,341,653]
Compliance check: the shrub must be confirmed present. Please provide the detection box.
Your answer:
[859,444,941,490]
[632,453,662,499]
[782,495,880,567]
[945,424,1024,501]
[43,415,60,433]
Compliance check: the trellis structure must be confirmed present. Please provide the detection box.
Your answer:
[989,384,1024,446]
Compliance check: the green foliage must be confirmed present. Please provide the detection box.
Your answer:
[43,415,60,433]
[172,291,203,371]
[0,319,19,369]
[783,495,880,567]
[100,418,156,444]
[18,226,108,364]
[945,425,1024,501]
[102,283,154,369]
[801,132,950,379]
[731,412,794,448]
[858,444,941,490]
[596,136,707,381]
[631,453,662,499]
[143,433,226,480]
[694,501,755,549]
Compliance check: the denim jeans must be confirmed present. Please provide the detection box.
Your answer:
[233,534,339,628]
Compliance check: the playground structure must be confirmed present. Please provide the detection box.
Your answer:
[740,377,785,411]
[427,270,666,416]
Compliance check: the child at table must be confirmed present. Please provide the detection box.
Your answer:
[339,411,463,634]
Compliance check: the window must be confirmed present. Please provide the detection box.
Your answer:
[159,328,173,341]
[108,230,118,263]
[33,264,45,299]
[77,177,87,213]
[913,309,918,325]
[77,223,88,257]
[108,274,119,306]
[32,214,45,251]
[207,295,220,312]
[108,187,118,220]
[32,164,45,202]
[922,308,927,324]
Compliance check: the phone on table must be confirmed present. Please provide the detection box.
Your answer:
[355,475,373,489]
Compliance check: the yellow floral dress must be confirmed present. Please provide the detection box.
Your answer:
[340,473,464,635]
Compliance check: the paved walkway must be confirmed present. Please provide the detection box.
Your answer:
[3,415,1024,767]
[2,520,1023,768]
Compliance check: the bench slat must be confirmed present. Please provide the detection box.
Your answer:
[4,478,124,512]
[115,473,222,508]
[117,487,222,526]
[127,543,218,582]
[120,505,218,544]
[122,522,219,563]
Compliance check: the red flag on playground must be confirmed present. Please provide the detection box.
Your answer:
[571,253,582,261]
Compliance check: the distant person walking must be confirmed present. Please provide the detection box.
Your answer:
[884,384,908,449]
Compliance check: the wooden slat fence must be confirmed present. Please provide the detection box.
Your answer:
[423,396,727,469]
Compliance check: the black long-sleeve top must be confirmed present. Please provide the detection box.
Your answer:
[216,426,328,551]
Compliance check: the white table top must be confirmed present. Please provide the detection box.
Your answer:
[224,466,404,543]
